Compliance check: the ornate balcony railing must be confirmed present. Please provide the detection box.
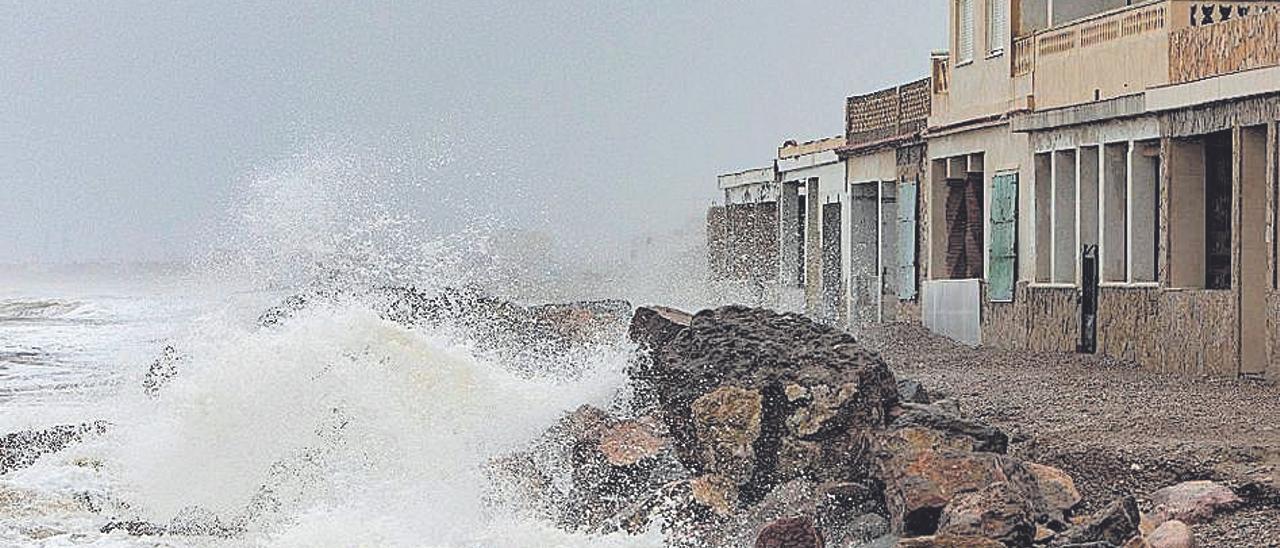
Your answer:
[1184,2,1279,26]
[1171,6,1280,82]
[1012,35,1036,76]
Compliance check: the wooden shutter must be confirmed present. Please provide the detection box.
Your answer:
[957,0,975,62]
[988,0,1007,55]
[897,178,918,301]
[989,172,1018,302]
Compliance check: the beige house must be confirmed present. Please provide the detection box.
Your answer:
[708,0,1280,379]
[914,0,1280,377]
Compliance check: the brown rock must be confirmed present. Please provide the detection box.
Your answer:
[786,382,864,439]
[896,535,1004,547]
[602,475,736,540]
[631,306,899,503]
[628,306,692,350]
[1025,462,1081,524]
[937,481,1035,545]
[598,418,669,467]
[691,386,763,483]
[755,516,824,548]
[1147,519,1195,548]
[689,474,738,516]
[877,426,1031,536]
[1054,496,1141,546]
[1124,535,1153,548]
[1149,480,1241,525]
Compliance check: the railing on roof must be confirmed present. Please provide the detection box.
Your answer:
[1171,6,1280,83]
[846,77,932,149]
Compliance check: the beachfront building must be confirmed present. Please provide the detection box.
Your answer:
[707,166,779,286]
[838,79,932,332]
[917,0,1280,376]
[776,137,848,323]
[706,0,1280,379]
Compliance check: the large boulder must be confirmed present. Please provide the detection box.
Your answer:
[1053,496,1141,546]
[936,481,1036,545]
[754,516,824,548]
[491,405,683,530]
[598,475,737,546]
[629,306,692,351]
[1148,480,1240,525]
[630,306,899,504]
[1147,519,1195,548]
[890,403,1008,454]
[875,426,1033,537]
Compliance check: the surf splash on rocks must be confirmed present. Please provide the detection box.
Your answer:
[1,287,1220,547]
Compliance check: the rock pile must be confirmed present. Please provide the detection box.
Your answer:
[502,305,1226,547]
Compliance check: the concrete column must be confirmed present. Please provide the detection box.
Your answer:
[805,178,822,316]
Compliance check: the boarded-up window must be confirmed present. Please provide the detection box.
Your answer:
[898,179,919,300]
[944,175,985,280]
[988,0,1007,55]
[988,172,1018,301]
[957,0,975,63]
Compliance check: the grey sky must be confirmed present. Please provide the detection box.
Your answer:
[0,1,946,264]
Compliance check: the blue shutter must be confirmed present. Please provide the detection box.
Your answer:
[988,172,1018,302]
[897,179,918,301]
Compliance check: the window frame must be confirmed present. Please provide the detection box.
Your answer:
[956,0,976,65]
[987,0,1008,57]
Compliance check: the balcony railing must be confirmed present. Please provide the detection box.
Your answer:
[931,52,950,94]
[1034,1,1170,59]
[1184,2,1279,26]
[845,78,932,149]
[1012,35,1035,76]
[1171,6,1280,82]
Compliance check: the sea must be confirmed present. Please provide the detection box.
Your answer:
[0,263,684,548]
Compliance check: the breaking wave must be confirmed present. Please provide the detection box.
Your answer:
[0,142,670,547]
[0,299,103,323]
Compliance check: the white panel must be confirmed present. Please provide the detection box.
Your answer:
[922,279,982,346]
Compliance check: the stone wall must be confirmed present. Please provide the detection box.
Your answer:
[982,283,1238,375]
[1097,287,1236,376]
[706,202,779,283]
[982,283,1078,353]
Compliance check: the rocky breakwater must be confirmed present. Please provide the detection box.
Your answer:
[503,305,1180,547]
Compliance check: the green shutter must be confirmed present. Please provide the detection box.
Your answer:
[897,179,918,301]
[988,172,1018,302]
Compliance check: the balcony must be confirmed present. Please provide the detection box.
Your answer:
[844,78,932,151]
[1008,0,1280,111]
[1170,4,1280,83]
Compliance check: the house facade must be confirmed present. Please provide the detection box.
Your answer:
[920,0,1280,375]
[708,0,1280,378]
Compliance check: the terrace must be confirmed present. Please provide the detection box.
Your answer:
[931,0,1280,115]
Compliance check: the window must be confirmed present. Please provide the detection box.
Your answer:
[957,0,975,63]
[987,0,1007,56]
[935,154,984,279]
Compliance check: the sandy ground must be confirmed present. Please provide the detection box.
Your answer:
[860,323,1280,548]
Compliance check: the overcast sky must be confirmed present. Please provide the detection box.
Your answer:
[0,1,946,264]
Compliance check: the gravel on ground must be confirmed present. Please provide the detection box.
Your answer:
[860,322,1280,547]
